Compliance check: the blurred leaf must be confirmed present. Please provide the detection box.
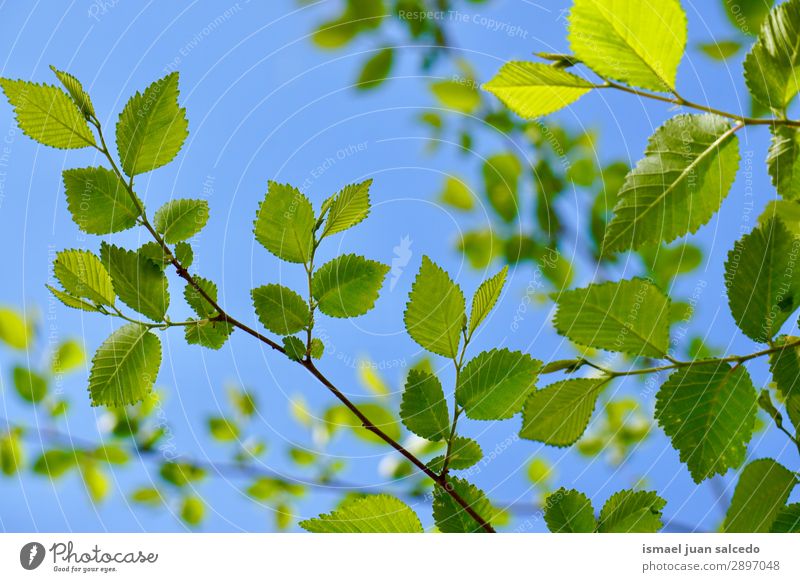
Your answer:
[697,39,742,60]
[458,230,501,268]
[208,417,239,442]
[131,487,163,506]
[180,495,205,526]
[51,339,85,374]
[81,462,110,502]
[0,431,23,475]
[723,0,774,35]
[33,450,77,478]
[357,47,394,90]
[12,366,48,403]
[160,462,206,487]
[301,494,423,533]
[431,79,480,113]
[483,152,521,222]
[439,176,474,211]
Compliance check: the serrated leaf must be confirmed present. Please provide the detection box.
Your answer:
[428,437,483,472]
[432,477,493,533]
[771,503,800,532]
[400,369,450,441]
[12,366,48,403]
[767,126,800,200]
[725,218,800,342]
[50,66,95,118]
[312,254,388,318]
[282,335,306,361]
[254,182,315,263]
[88,323,161,407]
[357,48,393,90]
[53,249,115,306]
[724,459,797,532]
[100,243,169,321]
[251,284,309,335]
[483,61,594,118]
[483,152,521,223]
[185,320,232,350]
[456,349,540,420]
[655,362,757,483]
[520,378,606,446]
[544,488,596,533]
[0,78,95,148]
[63,167,139,234]
[404,256,465,358]
[744,0,800,109]
[321,180,371,238]
[468,266,507,336]
[603,114,739,254]
[568,0,686,92]
[300,494,423,533]
[770,336,800,397]
[184,278,220,318]
[154,199,209,243]
[598,490,666,533]
[116,72,188,176]
[310,338,324,359]
[45,285,98,312]
[553,277,671,357]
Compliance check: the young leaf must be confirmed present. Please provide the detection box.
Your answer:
[299,494,423,533]
[251,284,309,335]
[483,61,595,118]
[520,378,606,446]
[725,218,800,343]
[312,254,388,318]
[12,366,48,403]
[769,336,800,397]
[655,362,757,483]
[468,266,507,337]
[0,78,95,148]
[767,126,800,200]
[432,477,493,533]
[50,66,95,118]
[553,277,671,357]
[309,338,324,359]
[53,249,115,306]
[428,437,483,472]
[404,256,465,359]
[116,72,188,176]
[88,323,161,407]
[282,335,306,361]
[399,369,450,441]
[100,243,170,321]
[603,114,740,254]
[253,182,315,263]
[482,152,521,223]
[724,459,798,532]
[771,503,800,533]
[63,167,139,234]
[543,488,596,533]
[456,349,541,420]
[185,320,232,350]
[356,48,393,90]
[153,199,209,243]
[744,0,800,109]
[568,0,686,91]
[321,180,371,238]
[597,490,666,533]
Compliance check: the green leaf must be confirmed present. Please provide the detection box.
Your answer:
[439,176,474,211]
[598,490,666,533]
[325,402,402,444]
[51,339,85,374]
[321,180,371,238]
[399,369,450,441]
[282,335,306,361]
[483,61,594,118]
[252,284,309,335]
[603,114,739,254]
[456,349,540,420]
[300,494,423,533]
[431,80,480,113]
[724,0,774,35]
[697,39,742,61]
[63,167,139,234]
[81,462,109,502]
[428,437,483,472]
[0,431,23,476]
[725,219,800,342]
[655,362,757,483]
[12,366,48,403]
[544,488,596,533]
[770,336,800,397]
[254,182,315,263]
[482,152,521,223]
[553,277,671,357]
[404,256,465,359]
[116,72,188,176]
[50,66,95,118]
[186,320,233,350]
[357,48,393,90]
[312,254,388,318]
[153,199,209,243]
[181,496,205,526]
[0,307,32,349]
[771,503,800,532]
[310,338,324,359]
[46,286,99,312]
[568,0,686,91]
[101,243,170,321]
[53,249,115,306]
[208,417,239,441]
[724,459,797,532]
[0,78,95,148]
[744,0,800,109]
[88,323,161,407]
[468,266,507,336]
[432,477,493,533]
[184,278,220,318]
[174,241,193,268]
[160,462,205,487]
[520,378,606,446]
[130,487,163,507]
[767,126,800,200]
[33,450,77,478]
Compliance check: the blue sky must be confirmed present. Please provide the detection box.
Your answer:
[0,0,797,532]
